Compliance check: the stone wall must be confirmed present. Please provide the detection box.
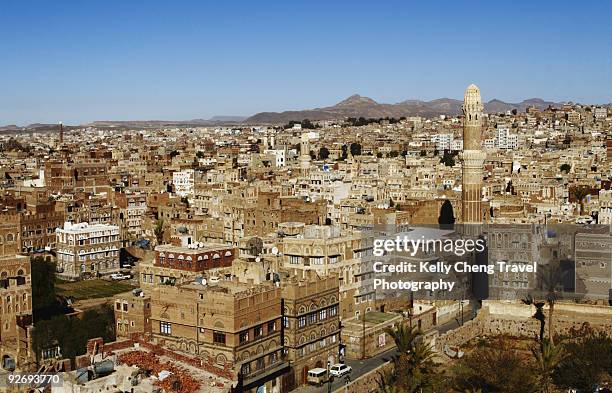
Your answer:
[332,362,393,393]
[435,301,612,354]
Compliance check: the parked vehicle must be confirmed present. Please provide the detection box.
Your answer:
[110,273,131,280]
[329,363,352,377]
[307,368,329,386]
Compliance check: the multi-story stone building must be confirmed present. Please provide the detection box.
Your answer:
[487,224,543,299]
[600,189,612,225]
[280,224,375,319]
[0,254,33,370]
[575,231,612,302]
[19,209,65,253]
[115,190,147,242]
[149,279,288,392]
[113,290,151,339]
[138,243,235,288]
[55,222,121,279]
[281,272,340,388]
[0,214,21,256]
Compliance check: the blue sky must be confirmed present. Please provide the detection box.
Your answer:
[1,0,611,125]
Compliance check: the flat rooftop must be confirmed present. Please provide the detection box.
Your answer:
[154,243,232,254]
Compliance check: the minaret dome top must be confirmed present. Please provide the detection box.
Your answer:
[464,84,481,105]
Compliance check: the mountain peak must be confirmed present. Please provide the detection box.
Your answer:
[335,94,378,107]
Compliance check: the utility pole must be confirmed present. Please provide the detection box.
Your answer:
[361,308,366,359]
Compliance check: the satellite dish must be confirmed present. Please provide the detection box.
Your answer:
[271,247,279,255]
[255,257,261,262]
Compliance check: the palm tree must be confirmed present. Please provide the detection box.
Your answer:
[384,323,437,392]
[523,294,546,341]
[531,339,565,393]
[376,367,401,393]
[540,263,565,344]
[385,323,421,355]
[405,339,437,392]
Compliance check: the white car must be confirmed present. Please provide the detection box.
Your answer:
[110,273,131,281]
[329,364,352,377]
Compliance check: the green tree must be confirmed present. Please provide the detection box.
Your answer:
[440,150,455,167]
[453,337,537,393]
[438,200,455,229]
[553,324,612,391]
[389,150,399,158]
[31,257,60,321]
[570,186,590,215]
[318,146,330,160]
[340,144,348,160]
[559,163,571,173]
[32,305,116,367]
[350,142,362,157]
[383,324,437,392]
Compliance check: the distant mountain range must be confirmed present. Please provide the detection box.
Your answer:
[244,95,562,124]
[0,96,568,131]
[0,116,248,132]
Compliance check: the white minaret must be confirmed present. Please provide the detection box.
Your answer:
[461,84,486,232]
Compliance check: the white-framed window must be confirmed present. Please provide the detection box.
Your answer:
[310,257,324,265]
[160,321,171,335]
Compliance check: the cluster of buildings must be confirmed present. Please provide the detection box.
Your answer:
[0,84,610,392]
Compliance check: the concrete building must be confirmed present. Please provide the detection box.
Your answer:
[495,127,519,150]
[173,169,195,198]
[593,106,608,121]
[55,222,121,279]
